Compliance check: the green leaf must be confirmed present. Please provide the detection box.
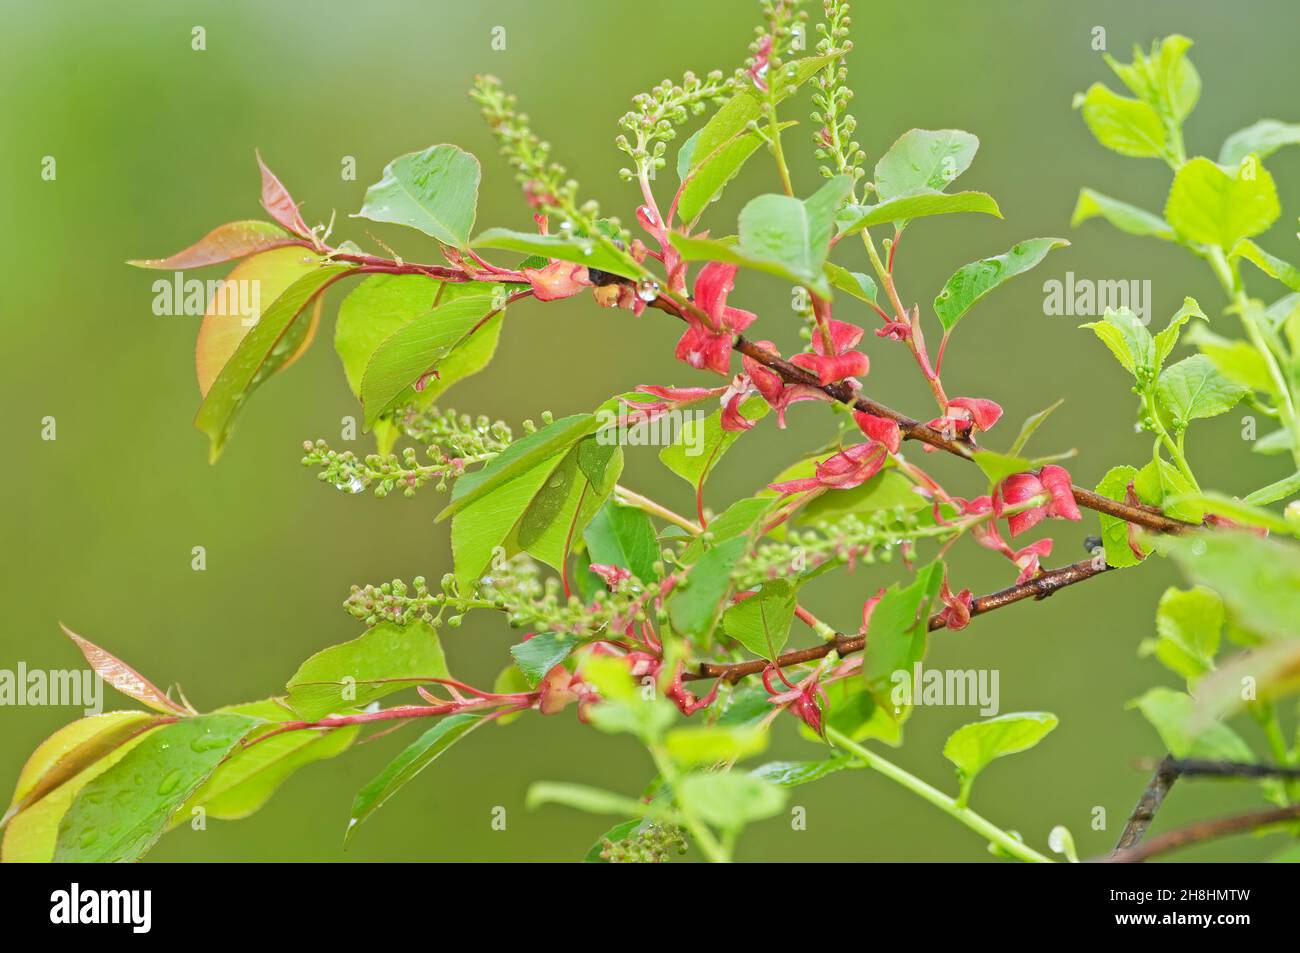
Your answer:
[1219,120,1300,167]
[1007,399,1065,457]
[1160,531,1300,641]
[53,714,263,861]
[1167,491,1296,535]
[862,559,944,712]
[943,712,1058,806]
[1071,188,1173,240]
[664,725,768,767]
[584,818,645,862]
[359,293,500,428]
[1156,354,1247,425]
[676,772,786,831]
[668,536,749,639]
[670,176,853,295]
[1152,297,1207,371]
[1244,470,1300,506]
[1134,458,1203,523]
[873,129,979,200]
[3,712,160,828]
[472,227,638,276]
[1080,306,1154,376]
[285,620,449,721]
[1165,156,1280,249]
[797,469,927,525]
[1130,687,1255,761]
[722,579,798,659]
[181,699,357,822]
[1139,586,1223,683]
[510,632,579,687]
[518,437,622,571]
[972,448,1076,487]
[750,755,856,787]
[335,274,442,397]
[1094,465,1143,568]
[1076,83,1167,158]
[196,263,352,460]
[933,238,1069,333]
[837,190,1000,234]
[355,144,480,248]
[584,502,661,583]
[678,120,797,226]
[440,413,597,520]
[823,262,878,304]
[659,396,769,490]
[348,712,488,839]
[1187,325,1275,393]
[1232,238,1300,292]
[527,781,669,820]
[1104,35,1200,123]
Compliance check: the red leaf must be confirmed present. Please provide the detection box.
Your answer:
[61,625,190,716]
[256,150,312,238]
[127,220,299,270]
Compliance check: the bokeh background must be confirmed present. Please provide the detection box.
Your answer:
[2,0,1298,862]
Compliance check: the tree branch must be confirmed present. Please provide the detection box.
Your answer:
[1104,801,1300,863]
[1113,755,1181,853]
[686,557,1111,683]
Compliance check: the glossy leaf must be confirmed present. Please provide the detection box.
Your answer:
[660,396,768,490]
[2,711,161,827]
[824,263,878,304]
[668,536,749,639]
[839,190,1000,234]
[128,220,298,269]
[356,144,480,248]
[360,293,500,428]
[62,625,188,715]
[194,246,325,398]
[677,120,797,226]
[473,227,637,276]
[510,632,579,687]
[517,438,622,572]
[1093,465,1143,568]
[722,579,797,659]
[873,129,979,200]
[749,755,856,787]
[196,263,352,460]
[348,712,488,839]
[1080,307,1154,376]
[285,620,449,721]
[53,713,263,862]
[933,238,1068,333]
[584,502,660,583]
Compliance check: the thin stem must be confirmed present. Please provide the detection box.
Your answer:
[615,484,702,534]
[647,744,730,863]
[825,727,1053,863]
[1105,801,1300,863]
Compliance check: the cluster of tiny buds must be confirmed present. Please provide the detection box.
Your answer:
[737,509,939,585]
[811,0,863,180]
[346,577,439,625]
[600,823,689,863]
[616,70,733,179]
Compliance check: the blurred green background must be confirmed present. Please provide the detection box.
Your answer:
[2,0,1298,862]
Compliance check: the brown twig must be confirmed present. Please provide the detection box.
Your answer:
[686,557,1111,683]
[1154,758,1300,780]
[1104,801,1300,863]
[1113,755,1182,853]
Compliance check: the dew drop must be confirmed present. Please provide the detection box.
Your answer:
[157,769,185,795]
[636,279,660,302]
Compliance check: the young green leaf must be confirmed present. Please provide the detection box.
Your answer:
[527,781,671,820]
[1219,119,1300,167]
[53,713,263,862]
[837,190,1001,234]
[1071,189,1173,240]
[1075,83,1167,158]
[334,273,442,396]
[510,632,580,687]
[933,238,1069,333]
[472,228,638,276]
[677,120,797,226]
[1080,307,1154,376]
[348,712,488,839]
[1156,354,1247,425]
[1104,35,1200,124]
[2,712,161,828]
[823,262,878,304]
[722,578,798,659]
[1152,297,1207,371]
[676,772,786,832]
[749,754,856,787]
[1231,238,1300,292]
[196,263,352,460]
[517,438,622,572]
[584,501,661,583]
[664,725,768,767]
[180,699,357,822]
[1130,687,1254,761]
[285,620,450,720]
[943,712,1058,806]
[659,396,769,497]
[873,129,979,200]
[861,559,944,712]
[668,535,750,639]
[1165,156,1280,250]
[1094,464,1143,568]
[360,293,501,428]
[1007,399,1065,457]
[355,144,480,248]
[1139,586,1223,684]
